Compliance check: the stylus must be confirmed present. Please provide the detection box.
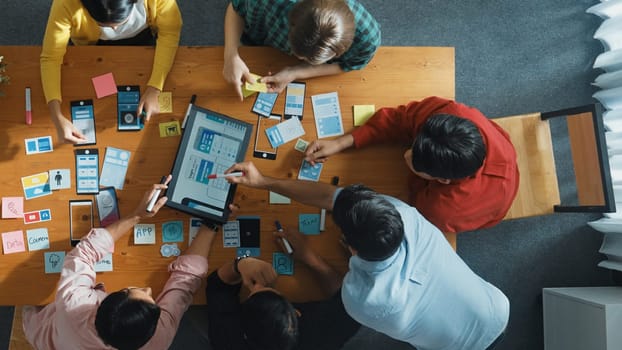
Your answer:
[25,87,32,125]
[275,220,294,255]
[146,176,168,212]
[207,171,244,179]
[181,94,197,129]
[320,176,340,231]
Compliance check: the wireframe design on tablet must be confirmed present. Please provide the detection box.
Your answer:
[166,104,252,223]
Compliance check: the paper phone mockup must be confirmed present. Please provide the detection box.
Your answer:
[253,114,281,160]
[251,92,278,117]
[117,85,142,131]
[70,99,97,145]
[75,149,99,194]
[95,187,120,227]
[69,200,94,246]
[284,82,306,120]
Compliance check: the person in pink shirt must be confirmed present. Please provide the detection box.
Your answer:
[22,176,221,350]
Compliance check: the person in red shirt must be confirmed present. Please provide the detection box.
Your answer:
[304,96,519,234]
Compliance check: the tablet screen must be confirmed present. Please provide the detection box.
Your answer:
[166,105,253,223]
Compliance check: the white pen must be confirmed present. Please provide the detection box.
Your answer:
[146,176,168,212]
[275,220,294,254]
[207,171,244,179]
[181,94,197,129]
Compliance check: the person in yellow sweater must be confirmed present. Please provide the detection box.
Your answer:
[41,0,182,143]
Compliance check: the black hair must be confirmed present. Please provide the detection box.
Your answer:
[240,290,298,350]
[95,289,161,350]
[81,0,138,24]
[332,184,404,261]
[411,114,485,179]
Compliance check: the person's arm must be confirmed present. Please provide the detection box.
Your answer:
[140,0,182,120]
[217,257,277,291]
[261,62,343,93]
[41,0,88,144]
[223,2,253,100]
[55,178,172,308]
[275,228,342,296]
[225,161,337,210]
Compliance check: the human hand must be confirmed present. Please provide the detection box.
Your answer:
[223,161,267,189]
[223,52,253,101]
[138,86,161,121]
[261,67,295,94]
[53,115,87,144]
[132,175,172,218]
[274,228,316,264]
[237,257,277,290]
[304,139,341,165]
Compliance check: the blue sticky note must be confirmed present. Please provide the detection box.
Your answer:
[273,252,294,275]
[162,221,184,242]
[26,228,50,251]
[44,251,65,274]
[237,247,260,257]
[299,214,321,235]
[94,253,114,272]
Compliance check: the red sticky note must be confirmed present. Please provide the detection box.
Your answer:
[92,72,117,99]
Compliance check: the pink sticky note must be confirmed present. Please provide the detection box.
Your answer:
[2,197,24,218]
[2,230,26,254]
[92,72,117,99]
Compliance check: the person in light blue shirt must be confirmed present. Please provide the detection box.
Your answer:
[224,161,509,350]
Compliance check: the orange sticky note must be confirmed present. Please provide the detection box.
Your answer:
[92,72,117,99]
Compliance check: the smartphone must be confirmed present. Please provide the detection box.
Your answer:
[75,148,99,194]
[284,82,306,120]
[70,99,96,145]
[253,114,281,160]
[69,200,94,246]
[95,187,120,227]
[251,92,278,117]
[117,85,142,131]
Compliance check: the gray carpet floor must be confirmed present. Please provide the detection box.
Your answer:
[0,1,615,349]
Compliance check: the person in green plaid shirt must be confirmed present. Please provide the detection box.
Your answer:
[223,0,381,100]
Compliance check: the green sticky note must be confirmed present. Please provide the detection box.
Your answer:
[353,105,375,126]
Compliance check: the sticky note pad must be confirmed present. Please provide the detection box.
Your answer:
[162,221,184,242]
[26,228,49,251]
[91,72,117,99]
[134,224,156,245]
[159,120,181,137]
[273,252,294,275]
[299,214,321,235]
[242,85,258,98]
[244,73,267,93]
[94,253,114,272]
[269,192,291,204]
[44,251,65,273]
[2,197,24,218]
[158,91,173,113]
[2,230,26,254]
[353,105,375,126]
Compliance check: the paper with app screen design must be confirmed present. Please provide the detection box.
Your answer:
[266,117,305,148]
[311,92,344,138]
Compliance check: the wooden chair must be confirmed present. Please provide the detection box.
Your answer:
[496,104,614,219]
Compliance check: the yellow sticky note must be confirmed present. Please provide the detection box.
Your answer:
[158,120,181,137]
[353,105,376,126]
[158,92,173,113]
[244,73,267,93]
[242,85,258,98]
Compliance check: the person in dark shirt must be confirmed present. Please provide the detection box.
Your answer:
[206,226,360,350]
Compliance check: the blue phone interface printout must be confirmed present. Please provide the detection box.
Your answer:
[118,88,141,130]
[252,92,278,117]
[76,152,99,193]
[71,103,96,144]
[100,147,131,190]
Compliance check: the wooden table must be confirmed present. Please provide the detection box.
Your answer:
[0,46,454,305]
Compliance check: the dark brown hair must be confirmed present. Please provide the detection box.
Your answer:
[288,0,355,65]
